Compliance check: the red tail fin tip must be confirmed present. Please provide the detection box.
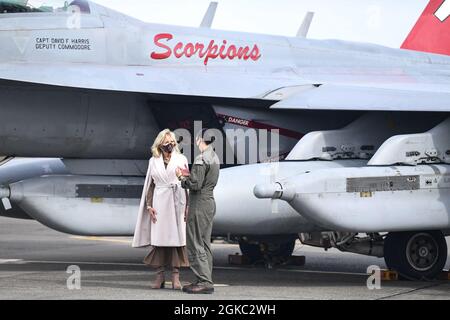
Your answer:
[401,0,450,56]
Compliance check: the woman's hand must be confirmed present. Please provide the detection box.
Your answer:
[176,164,190,178]
[175,167,182,178]
[147,206,157,223]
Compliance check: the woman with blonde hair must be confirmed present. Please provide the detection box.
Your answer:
[132,129,189,290]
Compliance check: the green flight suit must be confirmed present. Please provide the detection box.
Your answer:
[180,145,220,287]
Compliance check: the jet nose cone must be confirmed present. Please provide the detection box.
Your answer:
[253,182,283,199]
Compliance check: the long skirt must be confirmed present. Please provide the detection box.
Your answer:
[143,246,189,269]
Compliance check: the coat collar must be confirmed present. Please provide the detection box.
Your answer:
[155,152,179,183]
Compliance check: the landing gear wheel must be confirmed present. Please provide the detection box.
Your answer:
[238,238,296,266]
[384,231,447,280]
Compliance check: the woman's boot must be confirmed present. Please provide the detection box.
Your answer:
[171,267,182,290]
[151,267,165,289]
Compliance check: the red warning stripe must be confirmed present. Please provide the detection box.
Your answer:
[217,114,304,140]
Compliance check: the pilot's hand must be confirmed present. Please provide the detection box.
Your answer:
[148,207,157,223]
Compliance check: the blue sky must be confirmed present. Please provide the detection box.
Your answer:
[91,0,429,48]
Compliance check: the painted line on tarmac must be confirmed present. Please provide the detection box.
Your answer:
[0,259,25,264]
[1,258,366,277]
[10,259,144,267]
[216,265,367,276]
[70,236,132,244]
[70,236,239,247]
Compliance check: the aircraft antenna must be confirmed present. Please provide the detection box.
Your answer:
[200,2,218,28]
[297,11,314,38]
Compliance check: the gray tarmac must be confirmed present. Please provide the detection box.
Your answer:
[0,216,449,300]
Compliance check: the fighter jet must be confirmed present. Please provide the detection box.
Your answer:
[0,0,449,280]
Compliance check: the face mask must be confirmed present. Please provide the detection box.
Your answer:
[160,143,174,154]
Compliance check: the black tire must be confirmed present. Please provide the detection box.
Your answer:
[384,231,448,280]
[238,239,296,264]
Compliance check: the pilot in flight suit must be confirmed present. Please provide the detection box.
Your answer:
[176,129,220,294]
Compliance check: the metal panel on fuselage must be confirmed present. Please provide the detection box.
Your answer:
[0,80,159,159]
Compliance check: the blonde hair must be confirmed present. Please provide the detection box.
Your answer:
[151,129,181,158]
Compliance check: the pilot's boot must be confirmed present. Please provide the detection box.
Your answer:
[171,267,182,290]
[151,267,165,289]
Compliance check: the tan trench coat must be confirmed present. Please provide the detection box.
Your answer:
[132,152,188,248]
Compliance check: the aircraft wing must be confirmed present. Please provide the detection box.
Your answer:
[3,62,450,113]
[0,62,299,100]
[270,84,450,112]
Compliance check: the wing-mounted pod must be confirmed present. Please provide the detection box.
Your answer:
[286,113,443,161]
[1,175,144,236]
[369,117,450,166]
[255,164,450,233]
[253,160,367,202]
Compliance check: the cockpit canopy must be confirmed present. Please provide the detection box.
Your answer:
[0,0,90,14]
